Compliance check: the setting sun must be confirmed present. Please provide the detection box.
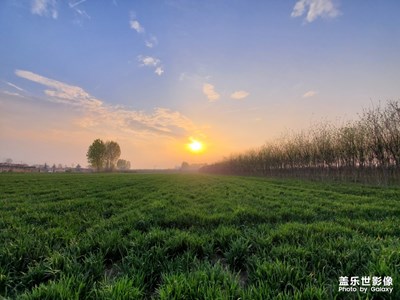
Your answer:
[187,138,204,153]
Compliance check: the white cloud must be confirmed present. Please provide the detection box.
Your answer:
[302,90,318,98]
[31,0,58,19]
[230,90,249,100]
[68,0,87,8]
[15,70,191,137]
[155,67,164,76]
[129,11,145,33]
[130,20,144,33]
[145,36,158,48]
[291,0,340,23]
[69,0,90,21]
[138,56,164,76]
[2,90,23,97]
[129,13,159,50]
[203,83,220,102]
[15,70,102,109]
[138,56,160,67]
[4,81,24,92]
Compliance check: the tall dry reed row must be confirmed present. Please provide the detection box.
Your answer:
[201,100,400,184]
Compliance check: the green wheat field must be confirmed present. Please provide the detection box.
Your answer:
[1,173,399,299]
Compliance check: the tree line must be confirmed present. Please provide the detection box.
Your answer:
[200,100,400,184]
[87,139,131,172]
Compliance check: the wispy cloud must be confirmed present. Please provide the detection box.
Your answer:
[291,0,340,23]
[3,81,24,92]
[15,70,102,109]
[69,0,91,20]
[15,69,193,137]
[2,90,23,97]
[203,83,220,102]
[31,0,58,19]
[138,56,165,76]
[30,0,92,22]
[302,90,318,98]
[68,0,87,8]
[129,12,145,33]
[129,12,160,51]
[145,36,158,48]
[231,90,249,100]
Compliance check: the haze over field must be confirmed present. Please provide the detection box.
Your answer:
[1,0,400,168]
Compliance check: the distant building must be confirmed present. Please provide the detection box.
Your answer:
[0,163,38,173]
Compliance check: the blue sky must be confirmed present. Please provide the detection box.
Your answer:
[1,0,400,168]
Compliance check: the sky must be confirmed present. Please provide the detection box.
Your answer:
[1,0,400,169]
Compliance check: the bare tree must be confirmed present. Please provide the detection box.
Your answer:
[201,100,400,184]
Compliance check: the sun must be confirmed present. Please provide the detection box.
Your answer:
[187,138,204,153]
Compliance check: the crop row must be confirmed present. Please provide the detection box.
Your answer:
[0,173,399,299]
